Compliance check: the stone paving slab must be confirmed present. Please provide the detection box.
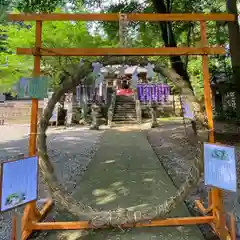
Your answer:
[48,126,204,240]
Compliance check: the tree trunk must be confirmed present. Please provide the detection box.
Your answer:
[226,0,240,118]
[151,0,193,91]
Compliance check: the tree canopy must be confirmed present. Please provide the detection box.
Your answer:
[1,0,239,103]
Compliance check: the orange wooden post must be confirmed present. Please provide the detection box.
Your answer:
[200,20,227,239]
[21,20,43,239]
[29,20,42,156]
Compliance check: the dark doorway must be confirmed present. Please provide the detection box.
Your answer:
[122,80,129,89]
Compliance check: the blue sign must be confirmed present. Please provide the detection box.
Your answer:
[0,156,38,212]
[204,143,237,192]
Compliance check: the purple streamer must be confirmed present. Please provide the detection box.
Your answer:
[136,83,170,103]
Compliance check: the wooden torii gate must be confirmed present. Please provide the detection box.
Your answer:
[8,13,236,240]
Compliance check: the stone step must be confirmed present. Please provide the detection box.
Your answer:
[115,103,135,106]
[116,99,135,102]
[116,101,135,104]
[114,111,136,114]
[112,120,138,124]
[113,114,136,118]
[115,108,135,111]
[114,112,136,115]
[113,117,137,121]
[115,110,135,114]
[115,103,135,107]
[116,96,134,99]
[115,107,136,110]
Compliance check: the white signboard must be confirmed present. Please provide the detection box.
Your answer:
[0,156,38,212]
[204,143,237,192]
[183,102,194,120]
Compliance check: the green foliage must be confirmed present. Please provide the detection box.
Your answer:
[0,6,113,92]
[2,0,237,102]
[0,17,35,91]
[81,0,232,100]
[10,0,65,13]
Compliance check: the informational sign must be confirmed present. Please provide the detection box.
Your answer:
[17,76,48,99]
[0,156,38,212]
[204,143,237,192]
[29,76,48,99]
[182,101,194,120]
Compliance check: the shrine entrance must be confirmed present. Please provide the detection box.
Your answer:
[8,12,237,240]
[122,79,129,89]
[117,78,134,95]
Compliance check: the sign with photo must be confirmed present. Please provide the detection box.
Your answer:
[0,156,38,212]
[204,143,237,192]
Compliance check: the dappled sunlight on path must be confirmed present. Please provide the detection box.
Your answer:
[45,124,204,240]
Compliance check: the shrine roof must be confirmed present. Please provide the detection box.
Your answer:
[100,65,147,75]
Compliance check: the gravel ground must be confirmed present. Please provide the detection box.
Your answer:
[147,120,240,239]
[0,124,105,240]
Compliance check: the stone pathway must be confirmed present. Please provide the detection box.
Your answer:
[0,124,104,240]
[46,125,204,240]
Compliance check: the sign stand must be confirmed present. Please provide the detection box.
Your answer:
[179,95,188,137]
[12,210,22,240]
[8,13,236,240]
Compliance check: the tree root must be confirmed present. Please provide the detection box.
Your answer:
[37,60,207,227]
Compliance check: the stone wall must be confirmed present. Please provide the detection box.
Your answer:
[0,100,44,124]
[141,95,182,118]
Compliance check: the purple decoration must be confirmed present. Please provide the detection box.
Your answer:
[137,83,170,103]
